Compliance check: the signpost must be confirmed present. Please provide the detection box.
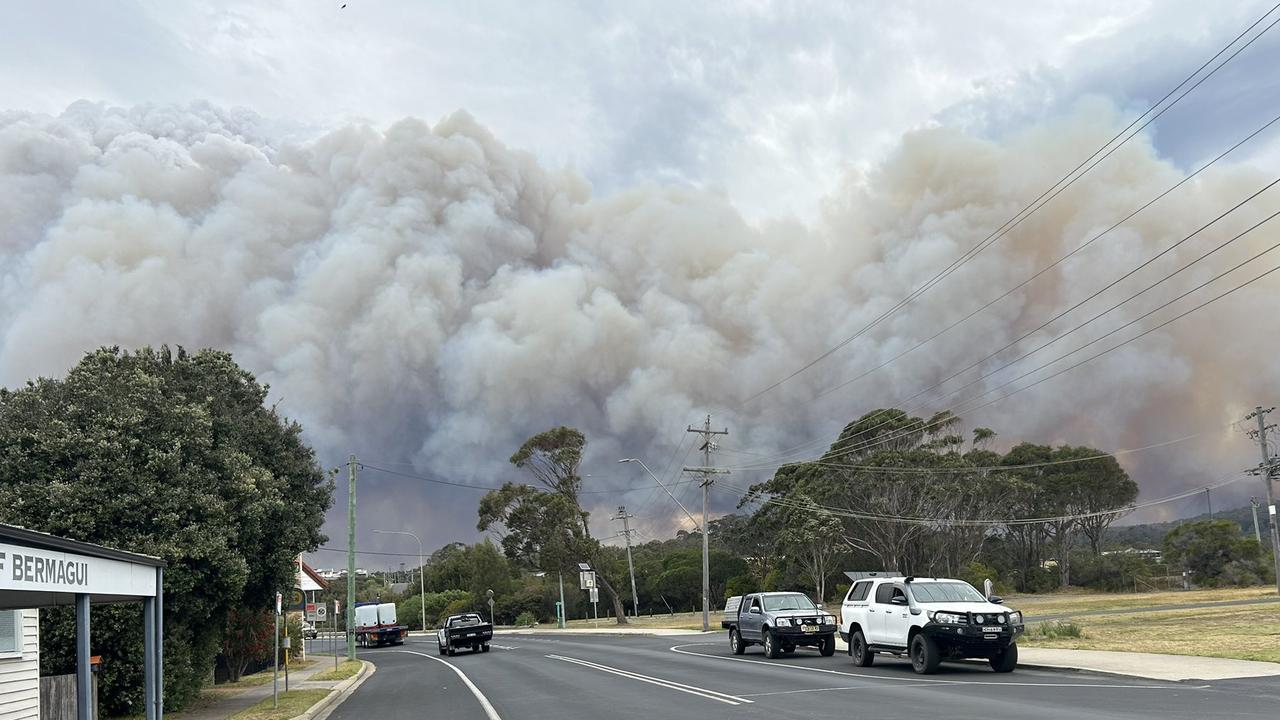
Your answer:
[333,600,341,670]
[273,592,281,710]
[486,588,495,624]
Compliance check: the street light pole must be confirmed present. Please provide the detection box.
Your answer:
[373,529,426,634]
[617,458,701,531]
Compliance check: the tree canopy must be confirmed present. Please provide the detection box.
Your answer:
[0,346,331,713]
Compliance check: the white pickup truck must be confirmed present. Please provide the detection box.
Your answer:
[839,575,1023,674]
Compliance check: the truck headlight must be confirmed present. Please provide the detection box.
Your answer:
[1009,611,1022,625]
[822,614,836,625]
[776,617,791,626]
[928,611,965,625]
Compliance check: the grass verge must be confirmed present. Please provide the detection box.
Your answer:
[1020,603,1280,663]
[228,689,331,720]
[563,611,723,631]
[1010,586,1275,618]
[309,660,363,682]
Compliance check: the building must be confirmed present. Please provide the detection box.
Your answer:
[0,523,165,720]
[0,608,38,719]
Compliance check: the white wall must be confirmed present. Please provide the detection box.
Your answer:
[0,610,39,720]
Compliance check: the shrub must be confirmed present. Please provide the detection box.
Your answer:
[514,611,538,627]
[1030,621,1084,640]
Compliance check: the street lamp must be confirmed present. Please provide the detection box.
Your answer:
[617,458,701,531]
[372,529,426,634]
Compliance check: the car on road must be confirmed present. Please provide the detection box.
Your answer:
[437,613,494,656]
[840,575,1023,674]
[722,592,837,658]
[301,621,318,640]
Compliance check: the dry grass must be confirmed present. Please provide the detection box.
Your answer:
[228,690,331,720]
[309,660,363,682]
[1020,603,1280,663]
[1010,586,1275,618]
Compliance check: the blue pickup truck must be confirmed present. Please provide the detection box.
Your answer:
[721,592,838,658]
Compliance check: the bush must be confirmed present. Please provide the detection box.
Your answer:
[1030,621,1084,639]
[221,607,273,682]
[440,596,477,623]
[1164,521,1268,587]
[725,574,756,600]
[514,611,538,627]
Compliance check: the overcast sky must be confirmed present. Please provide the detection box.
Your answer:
[4,1,1280,563]
[6,1,1278,221]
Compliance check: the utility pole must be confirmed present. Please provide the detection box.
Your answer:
[1205,487,1213,519]
[346,455,357,661]
[684,415,728,633]
[1251,498,1263,544]
[1246,406,1280,594]
[613,506,640,617]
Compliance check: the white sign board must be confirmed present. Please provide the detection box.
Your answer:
[316,604,327,621]
[589,587,599,603]
[0,542,157,597]
[579,571,596,590]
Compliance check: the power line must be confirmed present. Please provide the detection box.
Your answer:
[814,112,1280,405]
[735,153,1280,472]
[358,461,700,495]
[741,3,1280,404]
[732,235,1280,474]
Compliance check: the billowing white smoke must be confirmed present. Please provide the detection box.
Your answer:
[1,100,1276,553]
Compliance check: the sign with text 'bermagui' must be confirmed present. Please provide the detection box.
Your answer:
[0,543,156,597]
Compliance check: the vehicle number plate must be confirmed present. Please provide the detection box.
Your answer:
[982,626,1001,633]
[802,625,817,634]
[466,632,476,637]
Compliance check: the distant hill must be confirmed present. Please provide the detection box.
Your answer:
[1107,505,1272,549]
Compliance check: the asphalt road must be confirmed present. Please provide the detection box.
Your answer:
[318,633,1280,720]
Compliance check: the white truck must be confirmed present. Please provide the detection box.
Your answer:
[354,601,407,647]
[839,574,1023,674]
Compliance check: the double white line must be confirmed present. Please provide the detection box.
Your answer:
[545,654,753,705]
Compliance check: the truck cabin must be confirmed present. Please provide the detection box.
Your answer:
[449,613,484,628]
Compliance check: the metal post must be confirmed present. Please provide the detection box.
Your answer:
[558,571,566,629]
[144,597,156,720]
[347,454,357,660]
[156,567,164,720]
[273,592,280,709]
[75,594,91,720]
[1254,407,1280,594]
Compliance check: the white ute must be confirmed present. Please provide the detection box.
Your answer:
[839,573,1024,674]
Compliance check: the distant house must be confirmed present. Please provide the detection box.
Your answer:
[0,609,38,719]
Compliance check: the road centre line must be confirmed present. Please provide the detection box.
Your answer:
[544,654,753,705]
[396,650,504,720]
[668,644,1199,690]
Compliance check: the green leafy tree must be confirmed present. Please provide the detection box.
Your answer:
[0,346,331,713]
[1164,520,1268,587]
[221,608,274,682]
[479,427,630,623]
[776,496,846,602]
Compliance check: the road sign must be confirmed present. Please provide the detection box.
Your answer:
[305,602,322,622]
[275,592,282,615]
[589,587,598,603]
[579,571,596,589]
[316,604,327,621]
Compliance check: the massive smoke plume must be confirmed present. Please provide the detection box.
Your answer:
[2,100,1277,557]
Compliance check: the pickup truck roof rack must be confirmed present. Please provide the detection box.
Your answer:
[843,571,899,582]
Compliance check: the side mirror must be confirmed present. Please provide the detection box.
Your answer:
[909,607,922,616]
[890,596,908,606]
[988,596,1003,605]
[749,607,762,614]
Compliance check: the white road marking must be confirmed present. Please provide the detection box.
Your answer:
[545,654,753,705]
[396,650,504,720]
[741,685,890,697]
[668,644,1203,690]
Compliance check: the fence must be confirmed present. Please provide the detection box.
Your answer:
[39,674,97,720]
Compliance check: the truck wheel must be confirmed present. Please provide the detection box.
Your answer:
[763,629,780,659]
[482,644,490,653]
[818,634,836,657]
[989,643,1018,673]
[446,647,455,657]
[850,630,873,667]
[729,628,745,655]
[438,643,446,656]
[909,634,941,674]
